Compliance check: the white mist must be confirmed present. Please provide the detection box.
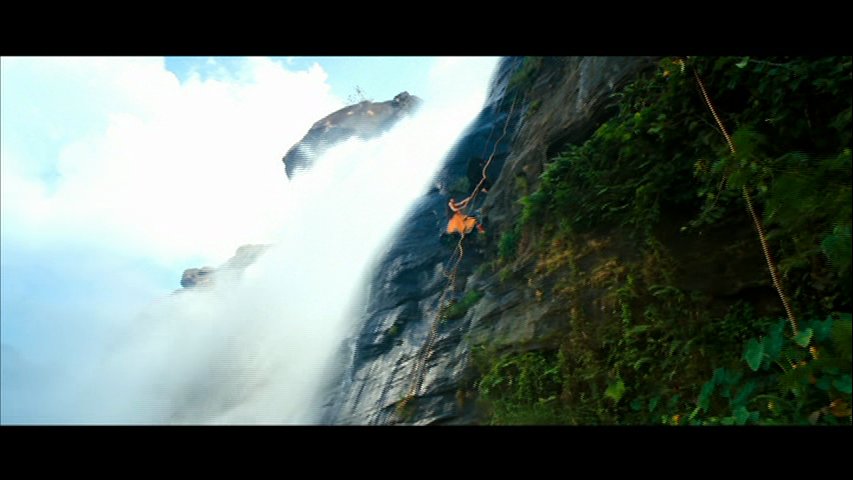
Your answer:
[72,94,491,424]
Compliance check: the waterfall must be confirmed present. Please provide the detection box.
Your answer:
[71,92,490,424]
[1,57,499,424]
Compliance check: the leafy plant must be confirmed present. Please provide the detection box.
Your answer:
[449,176,471,196]
[475,350,565,424]
[498,228,520,262]
[509,56,544,93]
[691,312,852,425]
[475,56,851,426]
[444,290,483,321]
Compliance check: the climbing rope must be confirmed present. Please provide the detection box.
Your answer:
[692,67,799,336]
[398,93,520,416]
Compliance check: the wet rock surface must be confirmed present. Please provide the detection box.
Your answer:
[321,57,658,425]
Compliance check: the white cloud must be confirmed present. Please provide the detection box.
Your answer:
[424,56,499,125]
[1,56,343,265]
[429,56,466,79]
[2,56,346,423]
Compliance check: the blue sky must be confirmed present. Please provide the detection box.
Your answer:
[0,56,500,422]
[165,57,435,104]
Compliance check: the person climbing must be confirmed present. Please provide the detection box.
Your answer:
[445,194,486,236]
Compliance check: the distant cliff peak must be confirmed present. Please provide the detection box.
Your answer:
[282,91,422,179]
[177,244,270,292]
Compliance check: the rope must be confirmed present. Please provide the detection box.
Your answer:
[466,98,518,214]
[692,67,799,336]
[398,94,519,416]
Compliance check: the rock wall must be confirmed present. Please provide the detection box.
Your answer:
[322,57,658,424]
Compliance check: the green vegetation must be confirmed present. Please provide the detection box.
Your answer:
[444,290,484,321]
[692,313,852,425]
[509,56,544,93]
[473,56,852,425]
[524,99,542,121]
[498,227,520,262]
[474,349,566,424]
[448,176,471,196]
[521,57,851,243]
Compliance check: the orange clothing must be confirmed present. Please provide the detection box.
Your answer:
[447,212,478,235]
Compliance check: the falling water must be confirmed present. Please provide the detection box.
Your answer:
[64,91,491,424]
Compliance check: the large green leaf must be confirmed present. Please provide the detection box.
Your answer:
[648,396,660,413]
[833,375,852,394]
[832,315,852,361]
[733,380,757,408]
[733,406,750,425]
[698,380,716,413]
[794,328,814,347]
[821,225,852,274]
[744,338,764,371]
[630,398,644,411]
[811,316,835,343]
[605,379,626,403]
[764,320,787,360]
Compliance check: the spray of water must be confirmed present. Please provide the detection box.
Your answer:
[66,98,486,424]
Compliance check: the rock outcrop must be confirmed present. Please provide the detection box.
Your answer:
[282,91,422,179]
[178,244,270,291]
[180,267,216,288]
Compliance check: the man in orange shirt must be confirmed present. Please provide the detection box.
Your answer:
[446,195,486,236]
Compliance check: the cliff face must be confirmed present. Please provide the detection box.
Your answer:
[322,57,659,424]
